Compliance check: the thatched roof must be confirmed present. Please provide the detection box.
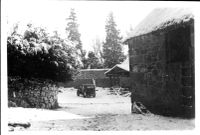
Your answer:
[105,57,129,76]
[77,69,109,79]
[124,8,194,42]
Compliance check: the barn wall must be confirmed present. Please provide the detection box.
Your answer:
[129,31,167,112]
[129,24,194,117]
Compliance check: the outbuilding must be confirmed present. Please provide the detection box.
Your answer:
[105,57,131,88]
[124,8,194,117]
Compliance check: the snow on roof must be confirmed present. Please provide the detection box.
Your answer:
[105,57,129,75]
[124,8,193,42]
[116,57,129,71]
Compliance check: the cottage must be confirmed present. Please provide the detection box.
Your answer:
[124,8,194,117]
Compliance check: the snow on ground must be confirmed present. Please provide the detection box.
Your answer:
[58,87,130,104]
[8,87,195,131]
[59,87,132,115]
[8,107,89,122]
[27,113,194,131]
[57,87,131,115]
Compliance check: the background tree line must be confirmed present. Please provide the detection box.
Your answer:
[7,8,126,83]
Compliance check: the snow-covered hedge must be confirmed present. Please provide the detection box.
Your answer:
[7,24,80,82]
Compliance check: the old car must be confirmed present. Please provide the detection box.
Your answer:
[77,84,96,98]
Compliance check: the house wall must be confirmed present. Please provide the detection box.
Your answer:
[128,24,194,117]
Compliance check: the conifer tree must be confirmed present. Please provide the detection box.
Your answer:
[103,12,125,68]
[66,9,81,49]
[65,8,87,68]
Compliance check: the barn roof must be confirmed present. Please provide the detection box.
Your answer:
[105,57,129,76]
[76,69,109,79]
[124,8,194,42]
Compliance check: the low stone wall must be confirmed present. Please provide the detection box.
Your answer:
[60,78,111,88]
[8,77,59,109]
[59,77,132,88]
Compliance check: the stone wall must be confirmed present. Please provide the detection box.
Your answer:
[128,25,194,117]
[60,77,131,88]
[59,78,111,88]
[8,77,59,109]
[129,31,167,113]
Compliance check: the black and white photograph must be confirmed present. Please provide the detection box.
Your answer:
[1,0,200,134]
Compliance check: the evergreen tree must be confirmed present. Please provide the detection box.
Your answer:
[65,8,87,69]
[103,12,125,68]
[66,9,86,68]
[66,9,81,49]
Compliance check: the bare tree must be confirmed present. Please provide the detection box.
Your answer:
[92,37,104,65]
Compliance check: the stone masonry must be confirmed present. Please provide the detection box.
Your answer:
[128,25,194,117]
[8,77,59,109]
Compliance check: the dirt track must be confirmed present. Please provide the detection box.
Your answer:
[22,87,194,131]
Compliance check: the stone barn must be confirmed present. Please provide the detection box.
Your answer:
[124,8,194,117]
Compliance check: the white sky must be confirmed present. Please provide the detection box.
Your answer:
[5,0,157,52]
[6,0,199,53]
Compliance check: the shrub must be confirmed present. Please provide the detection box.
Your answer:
[7,24,80,82]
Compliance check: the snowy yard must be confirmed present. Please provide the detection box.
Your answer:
[8,87,195,131]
